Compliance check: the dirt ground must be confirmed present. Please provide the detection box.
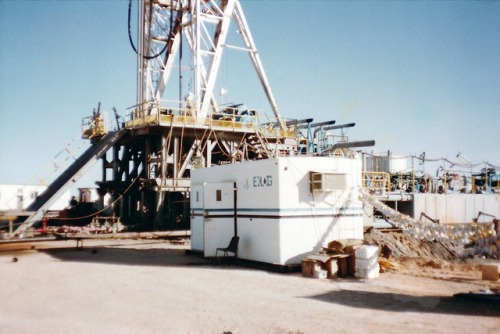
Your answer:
[1,237,499,334]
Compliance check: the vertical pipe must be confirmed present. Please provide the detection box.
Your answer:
[112,145,120,218]
[230,141,235,163]
[157,135,168,213]
[469,164,472,194]
[145,137,150,179]
[140,190,145,220]
[361,152,365,173]
[193,0,201,113]
[361,152,365,188]
[179,16,183,109]
[443,160,447,193]
[113,145,119,181]
[485,163,489,193]
[124,147,130,181]
[411,156,415,194]
[173,136,179,184]
[161,135,167,181]
[137,0,145,109]
[102,152,107,182]
[233,181,237,236]
[206,140,212,168]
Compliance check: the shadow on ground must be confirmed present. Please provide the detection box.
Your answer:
[38,243,213,268]
[1,239,289,272]
[39,245,292,273]
[303,289,500,317]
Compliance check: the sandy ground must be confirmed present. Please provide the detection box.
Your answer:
[1,238,499,334]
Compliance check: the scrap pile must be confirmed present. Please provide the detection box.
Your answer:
[52,220,125,235]
[464,237,500,258]
[364,228,463,262]
[359,188,500,258]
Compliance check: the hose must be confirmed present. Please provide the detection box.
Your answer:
[128,0,170,59]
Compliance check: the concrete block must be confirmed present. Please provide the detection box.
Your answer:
[481,263,500,281]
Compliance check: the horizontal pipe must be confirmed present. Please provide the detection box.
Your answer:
[265,118,314,128]
[0,236,58,244]
[285,118,313,127]
[323,122,356,131]
[310,120,336,128]
[298,120,336,129]
[384,192,413,202]
[329,140,375,150]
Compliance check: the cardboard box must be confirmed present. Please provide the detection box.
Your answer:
[302,259,319,278]
[314,269,328,279]
[481,263,500,281]
[344,245,360,276]
[338,256,348,277]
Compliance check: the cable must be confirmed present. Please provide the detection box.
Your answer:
[128,0,170,60]
[1,177,141,234]
[361,150,500,169]
[47,177,140,221]
[212,131,233,159]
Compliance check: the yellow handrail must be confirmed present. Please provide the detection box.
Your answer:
[124,99,297,138]
[472,173,500,193]
[362,171,391,194]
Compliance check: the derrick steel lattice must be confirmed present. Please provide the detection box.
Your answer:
[136,0,281,121]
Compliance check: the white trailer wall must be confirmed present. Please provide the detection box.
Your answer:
[0,184,72,211]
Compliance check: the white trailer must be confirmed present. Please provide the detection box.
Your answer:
[190,156,364,265]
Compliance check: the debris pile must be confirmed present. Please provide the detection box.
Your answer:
[364,228,463,262]
[360,188,500,258]
[464,236,500,258]
[53,221,125,235]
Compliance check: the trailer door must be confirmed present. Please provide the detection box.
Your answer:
[202,181,237,257]
[190,184,204,251]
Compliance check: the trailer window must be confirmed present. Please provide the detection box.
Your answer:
[216,189,221,201]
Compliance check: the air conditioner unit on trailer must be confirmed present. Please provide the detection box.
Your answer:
[310,172,347,192]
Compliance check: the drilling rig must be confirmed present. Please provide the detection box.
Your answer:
[97,0,300,229]
[14,0,366,235]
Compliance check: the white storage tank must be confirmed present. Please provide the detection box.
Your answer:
[365,151,408,174]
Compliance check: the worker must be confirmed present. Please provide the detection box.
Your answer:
[69,196,78,208]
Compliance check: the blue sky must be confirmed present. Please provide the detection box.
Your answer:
[1,1,499,187]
